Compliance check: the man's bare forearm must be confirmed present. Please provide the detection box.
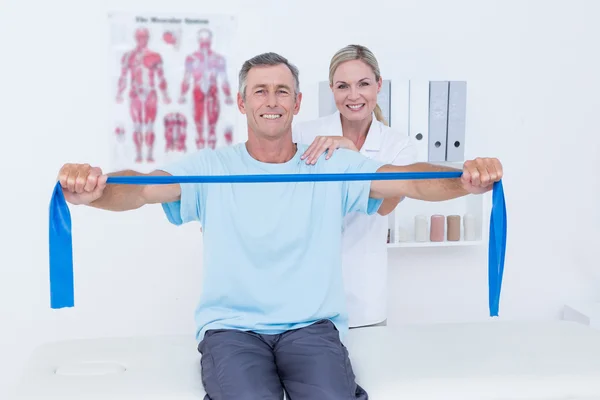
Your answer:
[88,170,147,211]
[371,163,469,201]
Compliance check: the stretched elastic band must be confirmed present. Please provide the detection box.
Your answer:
[488,178,506,317]
[48,171,506,317]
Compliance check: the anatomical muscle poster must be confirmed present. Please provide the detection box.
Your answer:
[108,13,237,171]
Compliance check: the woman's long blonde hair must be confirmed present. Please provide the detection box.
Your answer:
[328,44,387,126]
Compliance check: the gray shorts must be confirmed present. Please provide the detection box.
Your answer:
[197,319,368,400]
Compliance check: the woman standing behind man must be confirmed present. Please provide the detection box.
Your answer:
[293,44,417,328]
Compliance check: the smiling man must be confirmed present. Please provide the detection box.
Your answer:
[57,52,502,399]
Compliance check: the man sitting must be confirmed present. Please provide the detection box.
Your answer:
[57,51,502,399]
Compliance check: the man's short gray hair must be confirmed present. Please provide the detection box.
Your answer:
[238,52,300,99]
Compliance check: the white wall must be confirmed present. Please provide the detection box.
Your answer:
[1,0,599,395]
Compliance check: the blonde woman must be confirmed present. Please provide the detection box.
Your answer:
[293,44,417,328]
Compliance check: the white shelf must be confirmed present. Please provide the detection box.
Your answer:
[387,239,484,248]
[384,163,490,249]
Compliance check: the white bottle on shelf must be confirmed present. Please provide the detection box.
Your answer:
[463,213,476,241]
[415,215,428,242]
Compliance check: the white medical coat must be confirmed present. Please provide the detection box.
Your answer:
[292,111,418,327]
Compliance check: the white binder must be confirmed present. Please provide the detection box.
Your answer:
[446,81,467,162]
[408,80,430,162]
[428,81,449,162]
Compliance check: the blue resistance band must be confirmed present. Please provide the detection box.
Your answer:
[49,171,506,316]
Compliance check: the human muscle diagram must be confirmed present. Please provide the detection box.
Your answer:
[109,13,237,172]
[116,27,171,163]
[179,28,234,150]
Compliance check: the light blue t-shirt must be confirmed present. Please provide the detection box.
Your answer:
[160,142,384,342]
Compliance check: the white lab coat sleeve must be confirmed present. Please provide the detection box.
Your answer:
[293,113,339,145]
[292,120,309,144]
[391,136,419,166]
